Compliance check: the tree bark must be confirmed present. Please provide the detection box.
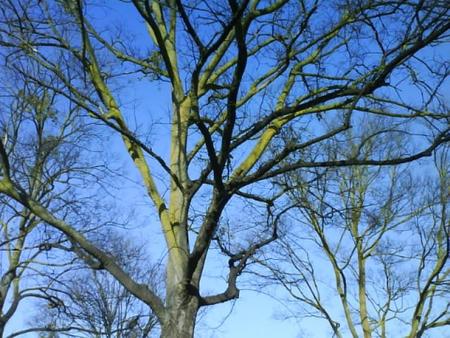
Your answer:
[160,293,198,338]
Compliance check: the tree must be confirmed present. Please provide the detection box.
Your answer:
[0,71,96,337]
[27,232,160,338]
[0,57,128,337]
[256,126,449,338]
[0,1,448,337]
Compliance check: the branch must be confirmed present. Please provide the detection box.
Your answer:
[259,131,449,181]
[200,203,283,306]
[0,181,166,321]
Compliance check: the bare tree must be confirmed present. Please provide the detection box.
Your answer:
[257,126,449,338]
[0,62,124,337]
[0,71,91,336]
[0,1,448,337]
[17,232,161,338]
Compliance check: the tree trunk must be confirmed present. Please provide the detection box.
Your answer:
[160,296,198,338]
[161,251,199,338]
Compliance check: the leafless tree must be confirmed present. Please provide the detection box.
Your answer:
[257,125,449,338]
[0,69,93,336]
[0,1,448,337]
[16,232,161,338]
[0,63,129,337]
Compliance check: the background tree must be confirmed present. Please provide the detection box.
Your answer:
[16,232,161,338]
[0,62,130,337]
[0,1,448,337]
[0,70,95,337]
[256,125,449,338]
